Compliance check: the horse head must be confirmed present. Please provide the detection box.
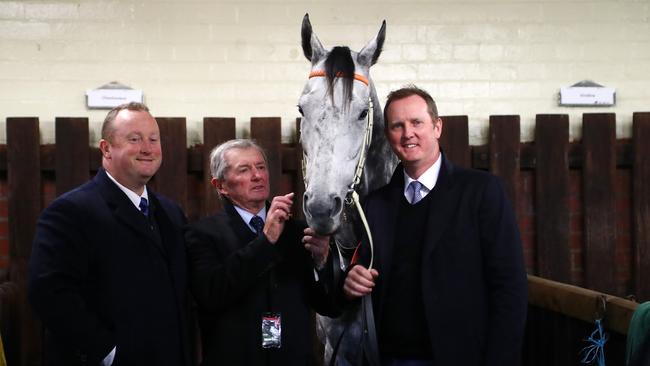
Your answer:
[299,14,392,236]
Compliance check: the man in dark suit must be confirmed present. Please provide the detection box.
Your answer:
[185,139,339,366]
[29,102,192,366]
[343,86,528,366]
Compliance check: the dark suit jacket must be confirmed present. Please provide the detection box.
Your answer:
[29,169,191,366]
[185,199,339,366]
[352,155,528,366]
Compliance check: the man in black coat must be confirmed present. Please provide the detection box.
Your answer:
[29,102,192,366]
[185,139,339,366]
[343,86,528,366]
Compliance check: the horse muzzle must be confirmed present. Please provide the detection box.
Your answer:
[302,192,344,235]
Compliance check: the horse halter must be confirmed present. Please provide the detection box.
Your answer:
[302,70,376,269]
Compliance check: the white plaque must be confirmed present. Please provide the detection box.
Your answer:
[559,80,615,106]
[86,82,144,109]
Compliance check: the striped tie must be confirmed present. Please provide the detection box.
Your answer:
[409,181,423,204]
[250,216,264,235]
[139,197,149,216]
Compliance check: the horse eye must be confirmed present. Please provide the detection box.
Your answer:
[297,106,304,116]
[358,109,369,120]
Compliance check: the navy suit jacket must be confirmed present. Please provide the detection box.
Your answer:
[29,169,191,366]
[353,155,528,366]
[185,199,339,366]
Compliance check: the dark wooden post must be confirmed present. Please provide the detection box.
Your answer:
[155,117,188,210]
[251,117,282,197]
[7,117,42,366]
[489,115,521,210]
[582,113,617,295]
[55,118,90,195]
[202,118,236,216]
[439,115,470,168]
[633,112,650,301]
[535,114,571,283]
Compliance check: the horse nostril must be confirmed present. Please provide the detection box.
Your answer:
[303,193,309,205]
[332,196,343,216]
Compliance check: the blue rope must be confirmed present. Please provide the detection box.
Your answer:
[580,318,608,366]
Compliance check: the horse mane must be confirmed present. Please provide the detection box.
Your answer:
[325,46,355,107]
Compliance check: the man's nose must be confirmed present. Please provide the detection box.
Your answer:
[140,140,155,153]
[251,167,263,179]
[402,124,414,138]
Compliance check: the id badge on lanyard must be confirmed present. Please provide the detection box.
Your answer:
[262,312,281,348]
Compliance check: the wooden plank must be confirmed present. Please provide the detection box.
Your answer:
[489,115,520,209]
[527,275,637,335]
[535,115,571,283]
[0,134,639,174]
[7,118,41,262]
[202,117,236,216]
[633,112,650,301]
[55,118,89,195]
[582,113,617,295]
[154,117,187,210]
[251,117,282,198]
[439,115,470,168]
[6,117,42,366]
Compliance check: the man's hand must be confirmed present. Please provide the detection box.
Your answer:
[263,193,294,244]
[343,265,379,299]
[302,228,329,269]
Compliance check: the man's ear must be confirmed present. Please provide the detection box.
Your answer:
[99,139,111,158]
[211,177,227,196]
[434,117,443,139]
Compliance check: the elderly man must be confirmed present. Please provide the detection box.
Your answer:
[29,102,192,366]
[185,139,339,366]
[343,86,528,366]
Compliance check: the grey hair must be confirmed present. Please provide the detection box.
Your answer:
[209,139,268,180]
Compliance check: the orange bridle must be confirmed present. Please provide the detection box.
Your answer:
[308,70,369,86]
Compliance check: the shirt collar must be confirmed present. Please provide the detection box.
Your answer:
[105,170,149,210]
[234,205,267,232]
[402,153,442,194]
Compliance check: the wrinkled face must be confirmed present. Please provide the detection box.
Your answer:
[214,147,270,214]
[100,109,162,194]
[385,95,442,179]
[299,71,371,234]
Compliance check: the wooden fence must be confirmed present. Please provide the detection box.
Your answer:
[1,111,649,365]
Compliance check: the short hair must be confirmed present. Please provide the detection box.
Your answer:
[383,85,439,128]
[209,139,268,180]
[101,102,151,141]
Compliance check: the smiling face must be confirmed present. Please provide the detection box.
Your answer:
[100,109,162,195]
[213,147,270,214]
[385,94,443,179]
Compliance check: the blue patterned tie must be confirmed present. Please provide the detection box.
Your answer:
[139,197,149,216]
[409,181,423,204]
[250,216,264,235]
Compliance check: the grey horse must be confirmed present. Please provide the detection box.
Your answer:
[298,14,397,365]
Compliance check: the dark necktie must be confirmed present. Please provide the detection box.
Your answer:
[250,215,264,235]
[139,197,149,216]
[409,181,423,204]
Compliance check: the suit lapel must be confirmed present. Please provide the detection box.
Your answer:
[95,169,164,249]
[374,169,404,313]
[421,155,459,261]
[223,199,258,244]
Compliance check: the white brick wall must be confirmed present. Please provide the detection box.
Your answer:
[0,0,648,145]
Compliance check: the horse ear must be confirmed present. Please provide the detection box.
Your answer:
[357,20,386,67]
[301,13,326,63]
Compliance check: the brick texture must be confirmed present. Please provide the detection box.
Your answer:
[0,0,648,145]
